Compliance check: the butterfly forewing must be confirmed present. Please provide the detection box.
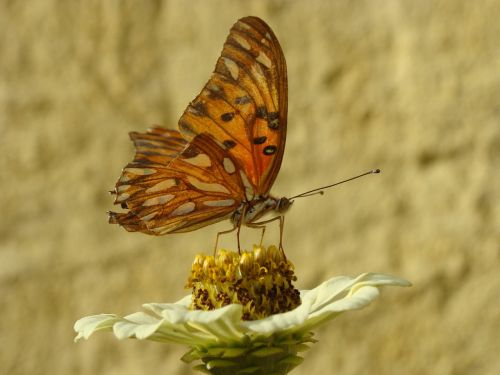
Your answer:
[178,16,287,195]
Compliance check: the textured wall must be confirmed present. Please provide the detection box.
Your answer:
[1,1,499,374]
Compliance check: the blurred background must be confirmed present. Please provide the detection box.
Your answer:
[1,0,499,374]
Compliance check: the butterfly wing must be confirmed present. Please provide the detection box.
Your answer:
[126,126,188,167]
[110,133,244,235]
[110,17,287,235]
[177,16,287,196]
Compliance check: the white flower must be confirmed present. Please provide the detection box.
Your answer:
[75,246,411,374]
[75,272,410,373]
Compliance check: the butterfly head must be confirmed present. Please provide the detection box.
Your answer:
[276,196,293,213]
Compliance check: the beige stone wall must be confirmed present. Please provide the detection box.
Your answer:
[1,1,499,374]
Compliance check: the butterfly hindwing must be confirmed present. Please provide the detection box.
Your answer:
[177,16,287,196]
[110,133,244,235]
[110,127,186,205]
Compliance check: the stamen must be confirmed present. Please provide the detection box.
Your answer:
[186,245,301,320]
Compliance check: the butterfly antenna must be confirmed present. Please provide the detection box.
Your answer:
[290,169,381,200]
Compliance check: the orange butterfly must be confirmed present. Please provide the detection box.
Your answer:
[109,17,291,250]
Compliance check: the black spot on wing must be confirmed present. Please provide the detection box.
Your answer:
[253,136,267,145]
[267,112,279,130]
[221,112,235,122]
[206,84,226,100]
[255,107,279,130]
[183,144,200,158]
[255,106,267,119]
[179,120,195,135]
[263,145,277,155]
[191,101,208,116]
[223,139,237,149]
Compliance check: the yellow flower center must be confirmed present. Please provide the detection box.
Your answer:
[186,245,301,320]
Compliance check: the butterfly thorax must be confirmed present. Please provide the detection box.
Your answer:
[232,196,292,226]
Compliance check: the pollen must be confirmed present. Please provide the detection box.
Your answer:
[186,245,301,320]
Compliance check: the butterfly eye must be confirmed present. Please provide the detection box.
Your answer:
[277,197,291,212]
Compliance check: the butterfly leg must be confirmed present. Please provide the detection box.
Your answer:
[278,215,286,259]
[245,222,266,246]
[214,225,237,255]
[235,204,248,254]
[214,205,247,255]
[247,215,287,261]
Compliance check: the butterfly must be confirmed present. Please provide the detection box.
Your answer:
[109,16,292,251]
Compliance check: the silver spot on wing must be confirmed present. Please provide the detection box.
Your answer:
[203,199,236,207]
[256,52,272,69]
[222,57,239,80]
[116,184,131,193]
[182,153,212,167]
[145,179,177,193]
[233,34,251,50]
[151,223,179,235]
[141,212,157,222]
[239,171,254,201]
[116,193,130,202]
[170,201,196,217]
[187,176,231,194]
[124,168,156,175]
[223,158,236,174]
[143,194,175,207]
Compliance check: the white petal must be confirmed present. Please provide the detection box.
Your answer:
[300,273,411,333]
[73,314,119,341]
[172,305,244,341]
[113,312,163,340]
[304,286,380,330]
[244,273,410,336]
[109,310,213,345]
[348,273,412,294]
[307,276,359,312]
[143,302,246,343]
[144,302,187,319]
